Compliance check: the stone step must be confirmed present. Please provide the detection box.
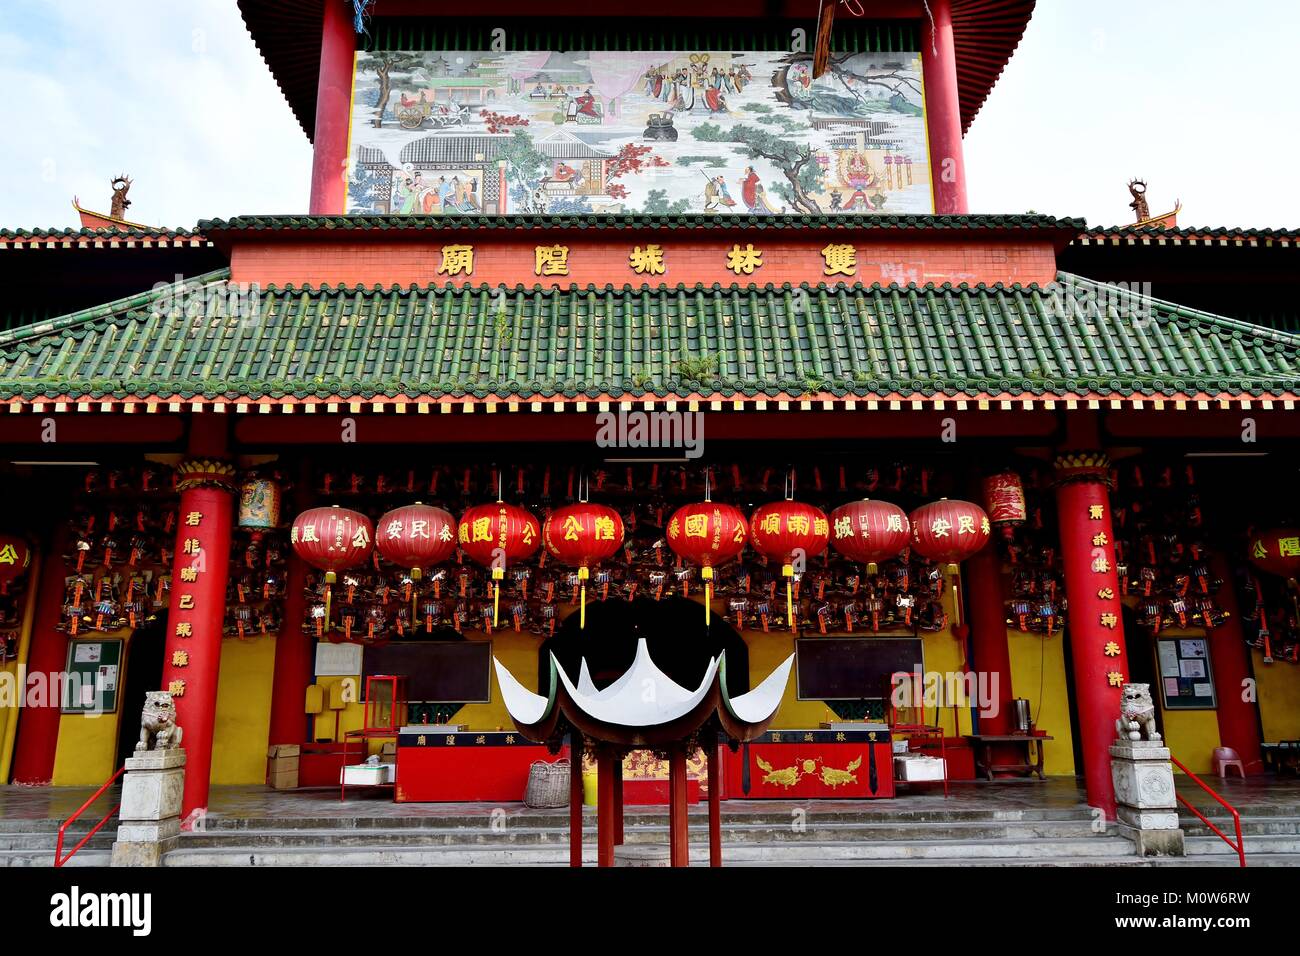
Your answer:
[1185,833,1300,855]
[0,848,112,867]
[1181,816,1300,837]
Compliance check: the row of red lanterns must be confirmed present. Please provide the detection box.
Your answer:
[291,497,994,631]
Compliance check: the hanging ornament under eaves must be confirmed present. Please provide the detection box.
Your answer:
[750,493,830,633]
[909,499,992,572]
[666,473,749,626]
[291,505,374,632]
[460,500,542,628]
[828,499,910,574]
[375,503,458,622]
[543,498,625,630]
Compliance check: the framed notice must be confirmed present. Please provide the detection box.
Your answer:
[61,638,124,714]
[1155,637,1216,710]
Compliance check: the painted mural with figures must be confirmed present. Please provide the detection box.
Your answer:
[346,48,932,216]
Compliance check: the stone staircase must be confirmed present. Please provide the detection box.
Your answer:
[6,802,1296,867]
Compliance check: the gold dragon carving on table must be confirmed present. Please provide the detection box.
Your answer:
[754,754,863,789]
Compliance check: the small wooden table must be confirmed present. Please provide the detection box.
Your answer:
[965,734,1053,781]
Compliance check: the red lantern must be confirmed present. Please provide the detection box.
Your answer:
[0,534,31,593]
[376,503,458,577]
[750,500,830,631]
[666,501,749,625]
[291,506,374,630]
[1248,529,1300,582]
[828,500,910,572]
[459,502,542,627]
[982,472,1027,540]
[543,503,625,628]
[909,499,991,568]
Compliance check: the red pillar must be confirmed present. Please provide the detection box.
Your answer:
[568,733,584,867]
[596,747,616,867]
[160,419,236,818]
[309,0,356,215]
[668,747,689,867]
[10,527,71,785]
[1055,452,1130,819]
[266,474,314,746]
[965,535,1015,735]
[706,742,722,867]
[921,0,969,215]
[612,753,624,845]
[1207,556,1265,774]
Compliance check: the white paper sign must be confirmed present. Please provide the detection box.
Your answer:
[74,643,102,663]
[315,642,364,677]
[1193,682,1214,698]
[1180,659,1206,679]
[1158,643,1180,676]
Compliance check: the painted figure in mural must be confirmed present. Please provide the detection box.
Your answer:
[741,167,784,215]
[703,174,736,212]
[574,88,600,119]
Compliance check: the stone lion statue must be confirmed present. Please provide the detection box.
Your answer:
[1115,682,1161,742]
[136,690,183,752]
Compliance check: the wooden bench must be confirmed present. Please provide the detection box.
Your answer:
[964,734,1053,781]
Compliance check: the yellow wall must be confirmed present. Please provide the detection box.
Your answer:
[51,627,132,786]
[210,636,276,784]
[1254,649,1300,742]
[1007,628,1076,776]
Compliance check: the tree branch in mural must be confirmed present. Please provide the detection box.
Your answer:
[497,130,549,213]
[691,122,825,214]
[361,52,426,128]
[605,143,670,200]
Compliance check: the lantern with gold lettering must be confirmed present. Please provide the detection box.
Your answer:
[666,500,749,626]
[1248,528,1300,584]
[828,500,910,574]
[749,500,830,631]
[909,499,991,570]
[377,503,458,617]
[459,501,541,627]
[0,534,31,594]
[542,502,625,629]
[982,472,1027,540]
[291,506,374,629]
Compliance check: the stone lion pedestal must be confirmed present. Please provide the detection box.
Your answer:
[110,747,186,867]
[1110,738,1185,856]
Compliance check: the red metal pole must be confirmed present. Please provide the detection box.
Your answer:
[668,747,689,867]
[597,746,615,867]
[921,0,969,215]
[612,751,624,845]
[266,471,314,746]
[569,733,583,867]
[706,741,721,867]
[1207,556,1265,774]
[964,541,1015,734]
[1054,452,1129,819]
[309,0,356,215]
[160,418,236,819]
[10,525,71,785]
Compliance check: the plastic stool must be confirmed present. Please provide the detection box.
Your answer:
[1212,747,1245,779]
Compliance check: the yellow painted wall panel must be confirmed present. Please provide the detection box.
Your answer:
[1254,649,1300,742]
[210,637,276,784]
[1007,629,1076,776]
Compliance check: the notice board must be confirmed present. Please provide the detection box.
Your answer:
[61,638,124,714]
[361,641,492,703]
[795,637,924,701]
[1156,636,1216,709]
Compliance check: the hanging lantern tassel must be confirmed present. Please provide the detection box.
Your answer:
[410,566,422,625]
[702,566,713,626]
[784,563,795,633]
[492,566,504,628]
[579,566,589,629]
[324,570,336,632]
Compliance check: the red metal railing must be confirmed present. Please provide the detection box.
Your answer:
[1170,755,1246,868]
[54,766,124,867]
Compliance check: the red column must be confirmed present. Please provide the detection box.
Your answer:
[1055,452,1129,819]
[668,747,689,867]
[596,746,616,867]
[569,733,584,867]
[965,539,1014,734]
[309,0,356,215]
[160,440,236,818]
[706,742,722,867]
[1207,556,1264,774]
[921,0,969,215]
[267,474,314,746]
[10,528,71,785]
[612,753,624,845]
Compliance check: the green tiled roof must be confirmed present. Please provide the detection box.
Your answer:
[200,213,1085,236]
[0,226,205,242]
[1077,225,1300,246]
[0,269,1296,405]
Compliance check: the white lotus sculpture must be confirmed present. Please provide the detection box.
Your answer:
[494,638,793,746]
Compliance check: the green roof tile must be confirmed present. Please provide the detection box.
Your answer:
[0,270,1296,404]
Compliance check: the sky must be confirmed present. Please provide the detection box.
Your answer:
[1,0,1297,230]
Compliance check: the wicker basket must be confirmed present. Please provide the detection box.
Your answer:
[524,759,571,808]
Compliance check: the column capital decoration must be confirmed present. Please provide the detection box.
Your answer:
[1053,450,1114,489]
[175,458,238,494]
